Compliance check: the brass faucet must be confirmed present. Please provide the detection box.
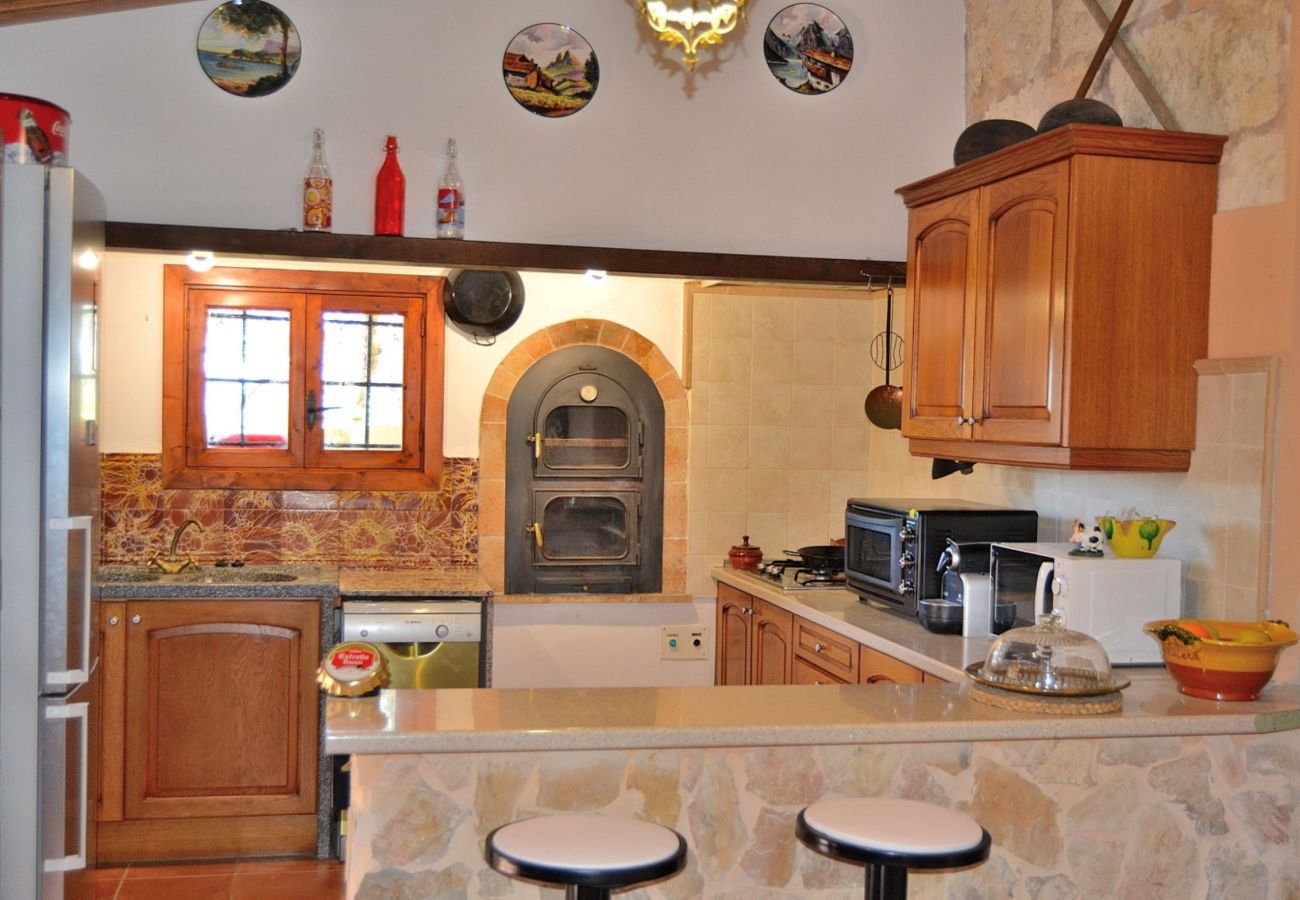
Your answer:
[148,518,205,574]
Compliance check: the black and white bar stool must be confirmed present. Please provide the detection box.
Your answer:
[796,797,991,900]
[485,813,688,900]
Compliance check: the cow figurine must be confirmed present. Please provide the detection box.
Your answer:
[1068,520,1106,556]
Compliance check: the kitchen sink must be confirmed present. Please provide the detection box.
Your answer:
[98,569,162,583]
[174,569,300,583]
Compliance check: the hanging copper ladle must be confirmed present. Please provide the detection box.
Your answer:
[864,284,903,430]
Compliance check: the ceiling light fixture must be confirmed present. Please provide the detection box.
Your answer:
[186,250,216,273]
[637,0,747,71]
[584,269,608,285]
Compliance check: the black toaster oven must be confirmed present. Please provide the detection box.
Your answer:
[845,498,1038,618]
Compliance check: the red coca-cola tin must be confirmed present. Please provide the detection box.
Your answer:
[0,93,70,165]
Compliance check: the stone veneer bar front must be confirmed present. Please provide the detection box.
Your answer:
[328,680,1300,898]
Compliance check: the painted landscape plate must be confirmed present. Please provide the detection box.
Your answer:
[503,24,599,118]
[197,0,301,98]
[764,4,853,95]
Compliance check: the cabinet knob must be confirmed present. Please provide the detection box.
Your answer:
[814,642,824,653]
[108,616,119,626]
[131,614,141,625]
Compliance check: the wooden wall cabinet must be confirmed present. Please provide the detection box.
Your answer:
[97,599,320,863]
[715,584,792,685]
[897,125,1226,471]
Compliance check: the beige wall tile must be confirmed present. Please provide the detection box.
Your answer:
[705,426,751,470]
[706,512,748,556]
[747,469,790,514]
[834,297,875,346]
[751,296,793,333]
[751,338,794,384]
[788,470,832,515]
[710,338,754,383]
[789,428,832,470]
[706,468,749,513]
[710,382,752,426]
[711,295,753,339]
[792,341,836,385]
[744,513,789,553]
[831,426,870,471]
[749,427,791,470]
[792,298,839,340]
[751,384,793,426]
[789,385,835,427]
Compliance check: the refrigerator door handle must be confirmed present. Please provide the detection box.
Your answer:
[46,515,93,687]
[42,702,89,873]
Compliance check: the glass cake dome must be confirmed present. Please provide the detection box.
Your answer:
[970,612,1128,695]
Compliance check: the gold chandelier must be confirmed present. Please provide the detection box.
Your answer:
[638,0,748,71]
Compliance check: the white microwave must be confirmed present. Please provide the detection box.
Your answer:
[989,542,1182,665]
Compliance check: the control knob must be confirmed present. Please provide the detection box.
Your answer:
[898,551,915,568]
[435,623,451,639]
[898,578,914,595]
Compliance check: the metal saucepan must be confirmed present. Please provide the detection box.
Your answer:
[865,285,903,430]
[1037,0,1133,132]
[784,544,845,571]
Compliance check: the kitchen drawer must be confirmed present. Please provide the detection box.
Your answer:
[792,655,850,686]
[793,617,859,683]
[859,645,924,685]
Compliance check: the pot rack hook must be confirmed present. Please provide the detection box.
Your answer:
[861,274,899,294]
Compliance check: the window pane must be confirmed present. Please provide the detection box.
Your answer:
[540,496,629,559]
[320,311,405,452]
[203,309,290,448]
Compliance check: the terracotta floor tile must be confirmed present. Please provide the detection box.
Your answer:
[235,857,339,875]
[113,873,234,900]
[93,867,129,882]
[124,861,239,878]
[232,869,345,899]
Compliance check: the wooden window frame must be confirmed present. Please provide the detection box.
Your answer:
[163,266,444,491]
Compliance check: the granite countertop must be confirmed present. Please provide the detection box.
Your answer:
[324,679,1300,755]
[714,566,1001,680]
[97,564,340,600]
[338,568,492,598]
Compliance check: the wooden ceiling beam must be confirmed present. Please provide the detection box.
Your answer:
[0,0,192,27]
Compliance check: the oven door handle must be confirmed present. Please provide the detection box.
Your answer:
[1034,561,1055,618]
[526,521,544,548]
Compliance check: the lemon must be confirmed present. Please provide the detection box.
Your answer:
[1233,628,1271,644]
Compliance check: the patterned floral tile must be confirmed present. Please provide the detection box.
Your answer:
[98,454,479,569]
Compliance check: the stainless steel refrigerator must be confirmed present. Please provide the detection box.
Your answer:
[0,161,104,900]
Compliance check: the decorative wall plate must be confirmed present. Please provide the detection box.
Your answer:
[764,4,853,95]
[503,24,599,118]
[197,1,301,98]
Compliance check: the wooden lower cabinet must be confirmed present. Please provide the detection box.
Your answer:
[859,645,925,685]
[97,598,321,863]
[715,584,792,685]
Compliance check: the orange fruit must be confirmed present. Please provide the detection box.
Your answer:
[1180,620,1220,641]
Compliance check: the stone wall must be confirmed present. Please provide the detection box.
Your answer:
[963,0,1289,210]
[346,729,1300,897]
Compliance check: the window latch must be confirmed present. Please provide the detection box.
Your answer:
[305,389,339,430]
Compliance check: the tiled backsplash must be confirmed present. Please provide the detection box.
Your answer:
[99,453,479,569]
[685,284,874,598]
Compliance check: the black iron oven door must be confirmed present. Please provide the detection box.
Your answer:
[531,372,642,479]
[530,490,640,566]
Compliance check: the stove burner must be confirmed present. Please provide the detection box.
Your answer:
[794,568,846,586]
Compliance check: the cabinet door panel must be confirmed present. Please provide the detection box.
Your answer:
[975,163,1068,445]
[715,585,752,686]
[751,599,792,686]
[792,656,849,685]
[123,600,318,820]
[903,191,978,439]
[859,645,924,684]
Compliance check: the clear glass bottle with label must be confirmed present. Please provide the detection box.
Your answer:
[303,128,332,232]
[436,138,465,239]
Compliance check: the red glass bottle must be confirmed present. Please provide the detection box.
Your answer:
[373,135,405,236]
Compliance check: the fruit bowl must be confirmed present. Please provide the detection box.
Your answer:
[1096,514,1175,558]
[1143,619,1297,700]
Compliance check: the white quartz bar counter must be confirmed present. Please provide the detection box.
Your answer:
[325,678,1300,756]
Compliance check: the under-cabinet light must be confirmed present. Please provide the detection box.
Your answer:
[186,250,216,272]
[584,269,608,285]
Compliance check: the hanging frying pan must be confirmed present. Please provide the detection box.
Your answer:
[446,269,524,344]
[865,285,903,430]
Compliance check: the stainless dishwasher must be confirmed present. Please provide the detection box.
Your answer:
[340,598,486,689]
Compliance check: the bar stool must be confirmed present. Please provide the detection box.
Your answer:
[485,813,687,899]
[796,797,991,900]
